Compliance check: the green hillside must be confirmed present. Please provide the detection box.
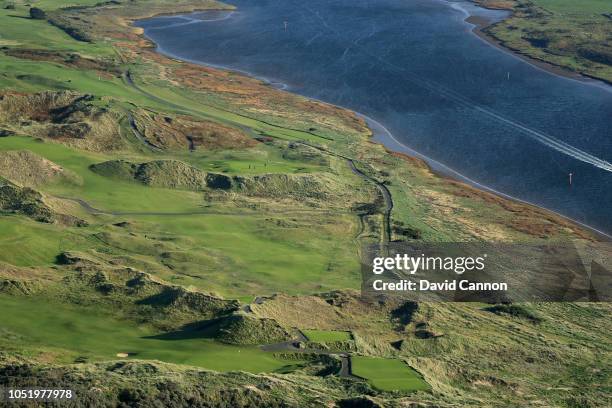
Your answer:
[0,0,609,406]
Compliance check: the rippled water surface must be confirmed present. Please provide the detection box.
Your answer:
[137,0,612,234]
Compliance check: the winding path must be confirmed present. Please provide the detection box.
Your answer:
[347,159,393,245]
[121,69,394,244]
[260,339,357,379]
[127,113,162,152]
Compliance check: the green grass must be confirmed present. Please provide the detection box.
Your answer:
[124,213,361,297]
[351,356,429,392]
[14,0,105,11]
[0,3,112,54]
[0,136,361,296]
[534,0,611,15]
[0,216,90,266]
[180,149,322,175]
[302,329,351,342]
[0,137,204,213]
[0,294,299,372]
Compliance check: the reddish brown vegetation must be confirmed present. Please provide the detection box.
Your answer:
[132,110,256,150]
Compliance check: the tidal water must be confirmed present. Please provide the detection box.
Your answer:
[136,0,612,235]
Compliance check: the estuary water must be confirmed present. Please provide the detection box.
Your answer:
[136,0,612,235]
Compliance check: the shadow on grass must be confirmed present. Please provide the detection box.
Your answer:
[144,318,225,341]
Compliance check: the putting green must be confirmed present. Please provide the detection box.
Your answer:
[351,356,429,392]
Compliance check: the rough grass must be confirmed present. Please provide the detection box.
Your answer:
[0,150,81,187]
[0,359,354,407]
[132,109,256,151]
[0,179,59,223]
[214,313,292,345]
[90,159,208,191]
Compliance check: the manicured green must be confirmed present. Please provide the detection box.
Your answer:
[0,294,299,372]
[302,329,351,342]
[179,145,324,175]
[351,356,429,392]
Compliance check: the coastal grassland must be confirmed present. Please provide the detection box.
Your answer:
[0,0,335,146]
[476,0,612,82]
[0,1,357,147]
[351,356,429,392]
[302,330,352,342]
[1,0,582,243]
[121,77,341,145]
[0,0,609,405]
[535,0,610,14]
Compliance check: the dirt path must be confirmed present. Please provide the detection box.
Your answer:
[127,112,163,152]
[288,139,394,245]
[346,159,393,245]
[260,339,357,379]
[338,354,352,378]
